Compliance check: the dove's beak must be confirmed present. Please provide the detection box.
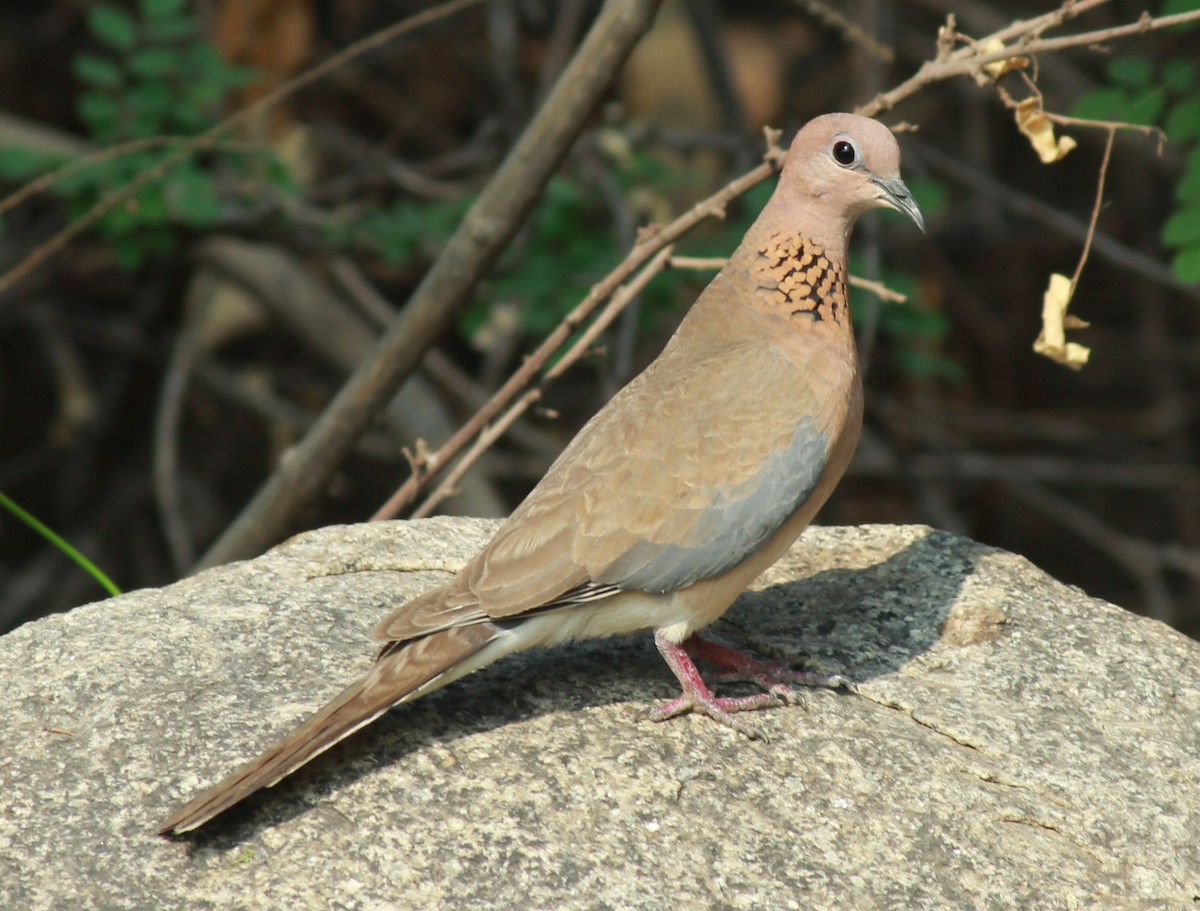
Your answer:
[871,175,925,233]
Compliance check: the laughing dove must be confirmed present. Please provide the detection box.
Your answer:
[160,112,924,834]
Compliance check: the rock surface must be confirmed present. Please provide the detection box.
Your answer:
[1,518,1197,910]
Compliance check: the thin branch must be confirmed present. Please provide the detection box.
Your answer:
[849,275,908,304]
[411,245,676,518]
[370,133,782,521]
[1069,127,1115,295]
[785,0,895,63]
[0,0,489,296]
[860,5,1200,117]
[0,135,258,217]
[669,256,908,302]
[199,0,666,568]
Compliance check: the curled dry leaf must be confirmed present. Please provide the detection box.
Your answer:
[978,37,1029,80]
[1033,272,1090,370]
[1016,98,1077,164]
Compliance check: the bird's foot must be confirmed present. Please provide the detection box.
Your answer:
[685,636,850,705]
[641,688,777,739]
[647,631,850,740]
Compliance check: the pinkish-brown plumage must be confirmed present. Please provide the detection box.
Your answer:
[160,113,923,835]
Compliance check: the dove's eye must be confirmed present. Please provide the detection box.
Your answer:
[831,138,859,167]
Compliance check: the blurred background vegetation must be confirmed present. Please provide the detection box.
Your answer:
[1,0,1198,638]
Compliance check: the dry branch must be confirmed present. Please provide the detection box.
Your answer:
[195,0,665,570]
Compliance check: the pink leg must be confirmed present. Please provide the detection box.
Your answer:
[684,636,847,696]
[646,632,848,739]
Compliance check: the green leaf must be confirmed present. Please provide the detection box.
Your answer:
[77,92,123,137]
[98,199,140,234]
[1161,0,1200,32]
[1161,58,1197,93]
[133,186,171,225]
[73,53,124,89]
[1165,95,1200,141]
[1170,245,1200,283]
[170,169,222,225]
[88,4,138,52]
[127,80,174,124]
[1163,205,1200,246]
[111,236,148,270]
[140,227,177,255]
[0,145,55,179]
[143,12,197,41]
[894,349,966,382]
[1176,149,1200,201]
[1131,92,1167,126]
[128,46,178,79]
[218,63,259,91]
[1106,56,1154,88]
[139,0,186,17]
[1071,88,1135,123]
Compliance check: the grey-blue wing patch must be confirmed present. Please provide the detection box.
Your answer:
[595,416,829,593]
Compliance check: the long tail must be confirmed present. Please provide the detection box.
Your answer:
[159,622,499,835]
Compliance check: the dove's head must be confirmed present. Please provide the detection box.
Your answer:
[778,113,924,236]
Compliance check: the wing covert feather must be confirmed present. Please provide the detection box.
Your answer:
[469,339,847,615]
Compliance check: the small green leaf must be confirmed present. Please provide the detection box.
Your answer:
[1170,245,1200,283]
[1177,164,1200,199]
[895,349,966,382]
[139,0,186,17]
[77,92,123,136]
[171,169,223,225]
[73,53,124,89]
[1165,95,1200,141]
[142,13,197,42]
[111,236,148,270]
[1162,205,1200,247]
[88,4,138,52]
[1161,0,1200,32]
[218,63,259,91]
[1106,56,1154,88]
[0,146,54,179]
[98,199,140,234]
[1177,150,1200,201]
[1131,92,1166,126]
[127,80,174,121]
[128,46,178,79]
[141,228,177,255]
[1071,88,1136,122]
[1161,58,1197,93]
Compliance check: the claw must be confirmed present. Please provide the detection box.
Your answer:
[649,631,848,739]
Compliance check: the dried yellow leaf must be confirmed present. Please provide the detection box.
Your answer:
[1016,98,1077,164]
[979,38,1028,79]
[1033,272,1090,369]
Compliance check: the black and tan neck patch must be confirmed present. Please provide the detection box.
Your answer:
[751,232,848,325]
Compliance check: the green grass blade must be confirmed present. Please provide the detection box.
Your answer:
[0,489,122,598]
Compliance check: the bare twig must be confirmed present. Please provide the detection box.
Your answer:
[198,0,666,568]
[669,256,907,302]
[860,5,1200,117]
[669,256,727,270]
[370,133,783,521]
[0,0,490,296]
[411,245,677,518]
[786,0,895,63]
[1068,127,1115,295]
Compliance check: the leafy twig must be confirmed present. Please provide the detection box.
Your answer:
[0,0,489,296]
